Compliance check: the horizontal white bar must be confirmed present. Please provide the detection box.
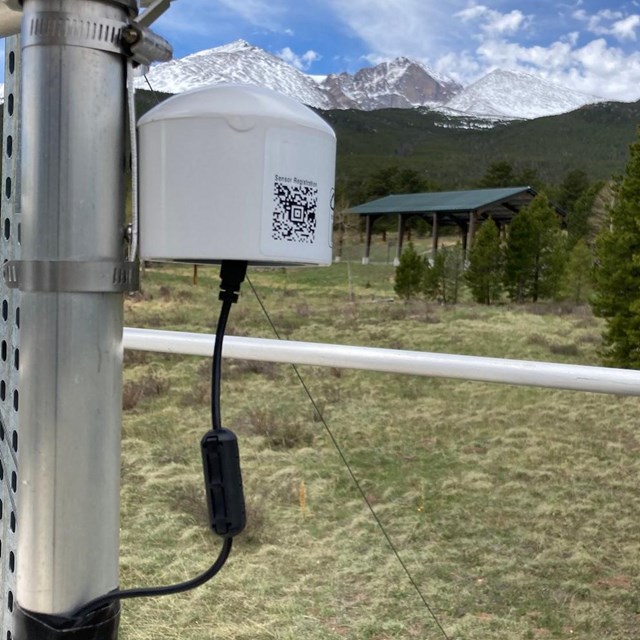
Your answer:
[123,327,640,396]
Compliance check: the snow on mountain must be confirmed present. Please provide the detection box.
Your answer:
[136,39,332,109]
[137,41,605,121]
[445,69,604,119]
[320,57,462,110]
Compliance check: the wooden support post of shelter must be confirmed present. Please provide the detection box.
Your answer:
[394,214,405,266]
[459,221,468,256]
[431,213,438,260]
[466,211,477,257]
[362,214,374,264]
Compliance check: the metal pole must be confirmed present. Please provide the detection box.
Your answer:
[16,0,135,629]
[0,33,22,640]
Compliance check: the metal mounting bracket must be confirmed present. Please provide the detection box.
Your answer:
[2,260,140,293]
[135,0,173,28]
[21,3,173,64]
[23,12,130,56]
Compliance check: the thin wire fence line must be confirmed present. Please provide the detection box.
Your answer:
[246,275,452,640]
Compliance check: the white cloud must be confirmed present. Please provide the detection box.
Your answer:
[323,1,640,101]
[611,15,640,41]
[456,5,488,22]
[460,35,640,100]
[433,50,483,84]
[216,0,284,29]
[455,3,530,36]
[325,0,457,60]
[154,0,640,104]
[277,47,321,70]
[572,8,640,41]
[600,9,624,21]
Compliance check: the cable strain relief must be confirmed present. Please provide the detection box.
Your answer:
[218,290,239,303]
[218,260,248,304]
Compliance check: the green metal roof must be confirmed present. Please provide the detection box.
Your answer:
[349,186,537,216]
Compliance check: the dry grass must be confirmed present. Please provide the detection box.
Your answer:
[119,261,640,640]
[123,372,170,410]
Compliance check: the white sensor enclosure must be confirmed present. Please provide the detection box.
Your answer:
[138,84,337,265]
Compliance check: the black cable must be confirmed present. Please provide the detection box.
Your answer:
[212,298,232,431]
[246,276,452,640]
[71,538,233,622]
[213,260,247,430]
[71,261,248,624]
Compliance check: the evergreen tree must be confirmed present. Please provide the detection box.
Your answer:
[567,181,604,247]
[363,165,430,201]
[441,244,465,304]
[561,239,593,304]
[364,166,401,199]
[422,252,444,302]
[557,169,590,212]
[478,160,517,188]
[465,218,503,304]
[516,167,543,191]
[396,167,430,194]
[592,130,640,368]
[423,245,464,304]
[394,242,424,300]
[503,195,566,302]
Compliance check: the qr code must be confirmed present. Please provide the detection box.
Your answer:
[272,180,318,243]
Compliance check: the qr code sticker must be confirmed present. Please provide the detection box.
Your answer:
[272,180,318,243]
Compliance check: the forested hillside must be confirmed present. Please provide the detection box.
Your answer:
[132,91,640,195]
[321,101,640,200]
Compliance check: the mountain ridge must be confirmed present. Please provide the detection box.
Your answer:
[138,40,604,121]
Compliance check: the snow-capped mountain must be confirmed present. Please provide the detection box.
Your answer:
[445,69,603,119]
[138,41,461,113]
[138,41,604,121]
[320,58,462,110]
[136,40,333,109]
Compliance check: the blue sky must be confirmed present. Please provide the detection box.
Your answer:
[151,0,640,101]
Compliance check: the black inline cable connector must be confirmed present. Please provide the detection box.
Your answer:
[70,260,248,626]
[205,260,248,537]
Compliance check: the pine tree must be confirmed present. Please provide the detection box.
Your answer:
[441,244,465,304]
[557,169,590,211]
[567,181,604,247]
[465,218,503,304]
[561,239,593,305]
[478,160,517,188]
[422,245,464,304]
[592,130,640,368]
[503,195,566,302]
[422,252,444,302]
[394,242,424,300]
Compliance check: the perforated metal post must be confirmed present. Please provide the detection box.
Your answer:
[0,34,21,640]
[12,0,136,635]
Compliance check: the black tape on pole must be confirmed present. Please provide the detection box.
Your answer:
[13,602,120,640]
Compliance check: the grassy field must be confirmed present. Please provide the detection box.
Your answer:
[119,246,640,640]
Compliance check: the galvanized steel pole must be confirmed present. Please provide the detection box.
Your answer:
[16,0,135,632]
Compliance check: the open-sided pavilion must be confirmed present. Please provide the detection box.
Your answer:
[348,186,564,264]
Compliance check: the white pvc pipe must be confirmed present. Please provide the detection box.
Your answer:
[123,327,640,396]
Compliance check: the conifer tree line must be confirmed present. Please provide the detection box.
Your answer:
[391,127,640,368]
[393,176,596,306]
